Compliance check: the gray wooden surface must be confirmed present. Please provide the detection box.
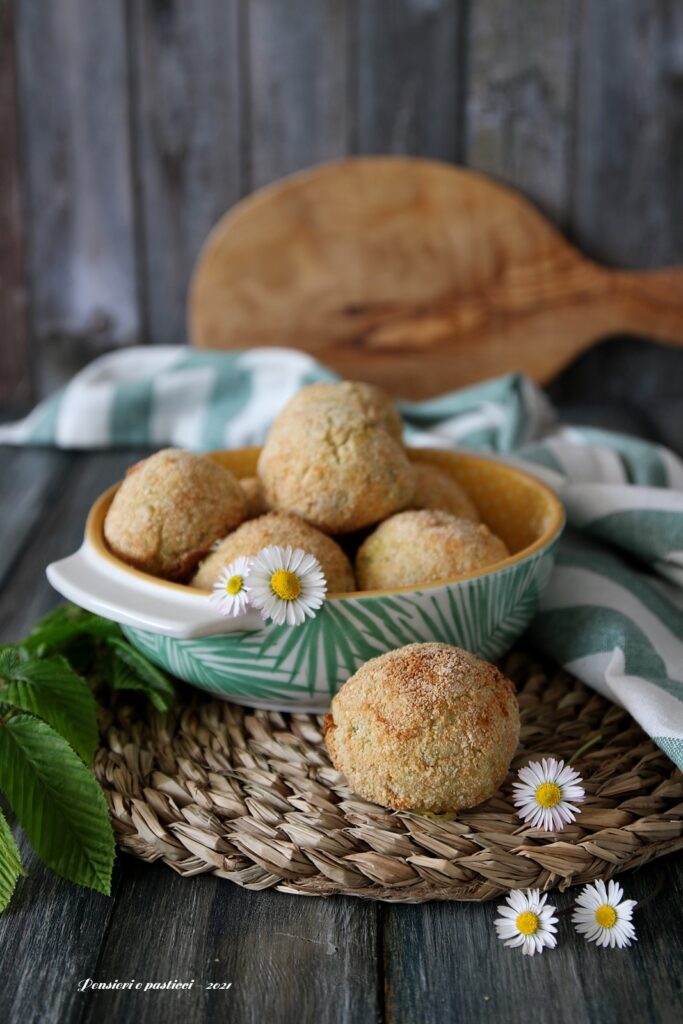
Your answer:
[1,343,683,1024]
[3,0,683,402]
[0,0,31,406]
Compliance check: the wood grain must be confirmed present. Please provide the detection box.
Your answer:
[247,0,349,189]
[6,2,683,396]
[0,447,74,589]
[466,0,578,225]
[574,1,683,267]
[354,0,464,160]
[0,448,129,1024]
[189,157,683,399]
[81,860,380,1024]
[0,450,145,644]
[14,0,139,394]
[383,858,683,1024]
[546,336,683,457]
[131,0,242,347]
[0,806,120,1024]
[0,0,32,406]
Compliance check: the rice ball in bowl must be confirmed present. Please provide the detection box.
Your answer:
[104,448,245,580]
[324,643,520,813]
[412,462,480,521]
[240,475,270,519]
[356,509,509,590]
[271,380,404,442]
[258,404,415,533]
[191,511,356,592]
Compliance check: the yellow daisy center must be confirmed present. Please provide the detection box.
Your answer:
[515,911,539,936]
[225,574,244,595]
[535,781,562,808]
[595,904,617,929]
[270,569,301,601]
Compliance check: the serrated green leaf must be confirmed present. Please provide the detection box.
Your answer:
[21,605,120,658]
[1,656,99,764]
[0,806,25,913]
[0,648,20,678]
[108,655,167,712]
[0,715,114,895]
[106,637,175,711]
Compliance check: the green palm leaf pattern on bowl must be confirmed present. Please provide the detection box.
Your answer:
[123,545,557,711]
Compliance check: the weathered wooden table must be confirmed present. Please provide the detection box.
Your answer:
[1,339,682,1024]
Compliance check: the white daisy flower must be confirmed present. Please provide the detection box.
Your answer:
[572,879,637,949]
[210,556,253,617]
[247,545,327,627]
[512,757,586,832]
[494,888,559,956]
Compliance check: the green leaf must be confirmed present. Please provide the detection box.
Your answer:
[0,647,21,678]
[21,605,120,658]
[0,656,99,764]
[108,654,168,712]
[0,714,114,895]
[0,807,25,913]
[106,637,175,712]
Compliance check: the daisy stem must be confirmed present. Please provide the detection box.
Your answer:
[568,733,602,766]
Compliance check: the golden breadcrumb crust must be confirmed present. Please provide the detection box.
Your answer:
[104,448,245,580]
[240,475,270,519]
[258,404,415,534]
[325,642,520,813]
[272,380,404,441]
[191,511,356,592]
[356,509,508,590]
[412,462,480,521]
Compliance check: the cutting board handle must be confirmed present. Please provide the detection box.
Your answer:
[612,267,683,343]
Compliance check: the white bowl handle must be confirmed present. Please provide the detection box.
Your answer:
[46,543,263,639]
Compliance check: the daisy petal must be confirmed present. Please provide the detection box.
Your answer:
[494,888,559,956]
[513,757,585,832]
[247,544,327,627]
[572,879,638,949]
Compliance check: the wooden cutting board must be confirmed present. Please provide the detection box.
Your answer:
[188,157,683,400]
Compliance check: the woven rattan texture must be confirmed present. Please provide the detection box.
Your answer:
[95,652,683,902]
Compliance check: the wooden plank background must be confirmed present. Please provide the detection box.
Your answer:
[2,0,682,403]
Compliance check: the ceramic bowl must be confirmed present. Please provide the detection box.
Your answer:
[47,447,564,711]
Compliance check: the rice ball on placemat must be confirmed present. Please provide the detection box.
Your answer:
[325,642,520,814]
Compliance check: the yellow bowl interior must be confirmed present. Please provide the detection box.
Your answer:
[407,449,555,555]
[86,447,564,599]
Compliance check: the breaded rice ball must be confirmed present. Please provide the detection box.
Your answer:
[258,405,415,534]
[356,509,509,590]
[273,380,403,441]
[104,448,245,580]
[240,475,270,519]
[325,642,520,813]
[412,463,480,522]
[190,511,356,592]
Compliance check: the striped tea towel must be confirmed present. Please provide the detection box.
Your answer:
[2,345,682,770]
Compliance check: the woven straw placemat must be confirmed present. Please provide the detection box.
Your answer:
[95,650,683,903]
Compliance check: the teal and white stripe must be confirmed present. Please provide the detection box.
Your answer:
[2,345,682,769]
[0,346,550,452]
